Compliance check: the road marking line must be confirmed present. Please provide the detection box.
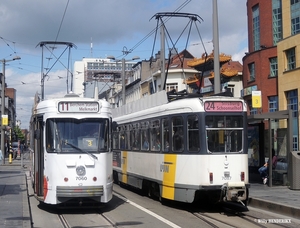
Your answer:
[114,192,181,228]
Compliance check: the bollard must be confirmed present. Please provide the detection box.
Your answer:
[9,153,12,164]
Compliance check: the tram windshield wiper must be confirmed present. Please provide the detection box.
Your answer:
[63,140,98,160]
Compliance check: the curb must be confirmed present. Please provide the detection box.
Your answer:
[248,197,300,220]
[23,171,32,228]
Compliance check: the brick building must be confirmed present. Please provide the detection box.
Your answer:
[244,0,300,160]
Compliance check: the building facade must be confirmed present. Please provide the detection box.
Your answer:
[73,57,138,98]
[244,0,300,156]
[243,0,279,116]
[187,52,243,97]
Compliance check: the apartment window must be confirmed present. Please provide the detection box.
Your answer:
[286,48,296,70]
[272,0,282,45]
[286,89,298,150]
[291,0,300,4]
[269,57,278,77]
[291,0,300,35]
[226,85,234,96]
[268,96,278,112]
[252,5,260,51]
[293,136,298,151]
[166,83,178,92]
[287,90,298,118]
[248,63,255,81]
[99,62,104,70]
[87,62,93,70]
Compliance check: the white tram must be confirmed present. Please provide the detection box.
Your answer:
[112,90,249,205]
[30,92,113,205]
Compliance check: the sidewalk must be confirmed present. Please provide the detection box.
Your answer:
[0,152,31,228]
[248,182,300,220]
[1,153,300,227]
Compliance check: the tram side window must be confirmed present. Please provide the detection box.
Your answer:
[131,124,140,151]
[46,120,56,152]
[150,119,160,152]
[120,125,130,150]
[125,126,130,150]
[112,130,119,150]
[172,116,184,152]
[99,119,109,150]
[188,115,200,152]
[120,130,126,149]
[141,122,149,150]
[162,118,170,152]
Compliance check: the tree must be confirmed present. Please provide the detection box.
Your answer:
[13,126,25,142]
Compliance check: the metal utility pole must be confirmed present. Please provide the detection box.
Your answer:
[0,70,5,165]
[122,58,126,105]
[213,0,221,94]
[160,23,165,92]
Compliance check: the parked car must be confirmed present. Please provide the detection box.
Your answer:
[12,142,19,159]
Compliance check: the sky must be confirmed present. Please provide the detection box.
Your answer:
[0,0,248,130]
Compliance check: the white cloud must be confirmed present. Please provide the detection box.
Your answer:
[0,0,247,129]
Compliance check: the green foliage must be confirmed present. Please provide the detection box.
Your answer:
[13,126,25,141]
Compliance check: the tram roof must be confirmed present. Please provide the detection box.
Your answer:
[112,90,246,119]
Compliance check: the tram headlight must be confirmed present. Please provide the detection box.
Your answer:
[76,165,86,176]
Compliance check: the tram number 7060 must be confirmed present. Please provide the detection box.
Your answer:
[76,176,87,181]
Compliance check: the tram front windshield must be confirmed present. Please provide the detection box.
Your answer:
[206,115,243,153]
[46,118,109,153]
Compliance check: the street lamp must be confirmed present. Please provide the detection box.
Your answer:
[1,56,21,164]
[107,56,140,105]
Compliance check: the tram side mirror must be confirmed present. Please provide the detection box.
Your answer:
[34,129,41,140]
[112,121,118,131]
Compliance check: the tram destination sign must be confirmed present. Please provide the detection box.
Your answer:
[204,101,243,112]
[58,102,99,113]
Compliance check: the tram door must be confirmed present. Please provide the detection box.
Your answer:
[34,116,44,197]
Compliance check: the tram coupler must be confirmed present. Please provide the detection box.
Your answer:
[220,182,247,205]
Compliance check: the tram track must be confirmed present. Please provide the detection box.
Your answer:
[193,210,270,228]
[57,209,117,228]
[54,200,296,228]
[95,210,118,228]
[190,206,294,228]
[57,214,71,228]
[35,186,296,228]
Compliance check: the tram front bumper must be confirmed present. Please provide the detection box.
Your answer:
[57,185,104,197]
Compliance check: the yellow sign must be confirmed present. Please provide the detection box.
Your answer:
[1,115,8,126]
[252,91,262,108]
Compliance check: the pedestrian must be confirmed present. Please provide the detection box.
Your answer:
[20,143,24,154]
[258,148,277,185]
